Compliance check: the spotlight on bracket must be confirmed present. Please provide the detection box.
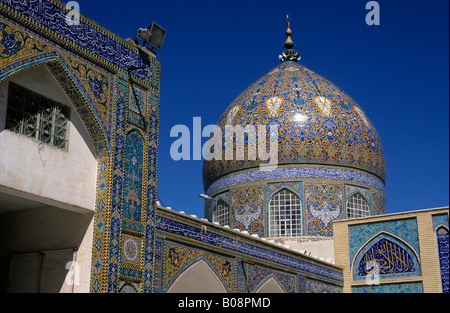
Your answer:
[134,21,167,51]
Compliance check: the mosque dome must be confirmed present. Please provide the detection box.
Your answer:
[202,60,385,190]
[202,18,386,238]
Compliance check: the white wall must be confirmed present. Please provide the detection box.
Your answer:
[269,236,335,263]
[0,65,98,213]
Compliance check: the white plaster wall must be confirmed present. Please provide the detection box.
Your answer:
[269,236,335,263]
[0,66,97,213]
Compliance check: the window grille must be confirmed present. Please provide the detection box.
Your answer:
[269,189,302,237]
[6,82,70,150]
[213,199,230,226]
[346,193,370,218]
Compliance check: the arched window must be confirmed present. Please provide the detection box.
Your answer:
[269,189,302,237]
[213,199,230,226]
[346,193,370,218]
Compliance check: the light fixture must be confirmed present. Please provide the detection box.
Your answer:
[199,194,212,201]
[135,21,167,51]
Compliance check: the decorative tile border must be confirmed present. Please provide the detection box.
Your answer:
[156,209,343,284]
[206,165,384,195]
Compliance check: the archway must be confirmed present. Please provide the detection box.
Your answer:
[351,232,421,282]
[167,259,228,293]
[255,276,285,293]
[0,60,105,292]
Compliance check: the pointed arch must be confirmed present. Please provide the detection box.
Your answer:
[268,185,302,201]
[1,53,109,156]
[166,257,228,293]
[268,188,303,237]
[254,275,285,293]
[351,231,421,281]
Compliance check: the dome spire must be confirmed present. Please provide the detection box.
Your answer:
[279,15,301,62]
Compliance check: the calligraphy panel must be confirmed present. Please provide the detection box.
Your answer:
[353,233,420,281]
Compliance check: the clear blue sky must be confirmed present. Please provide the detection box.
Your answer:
[77,0,449,217]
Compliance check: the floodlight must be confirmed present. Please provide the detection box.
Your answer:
[135,21,167,51]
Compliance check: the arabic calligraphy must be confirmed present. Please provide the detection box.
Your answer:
[358,238,415,277]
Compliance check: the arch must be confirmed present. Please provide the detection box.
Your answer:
[268,185,302,200]
[1,52,112,292]
[254,275,285,293]
[119,283,138,293]
[166,258,228,293]
[1,54,109,157]
[268,188,303,237]
[346,192,370,219]
[351,232,421,281]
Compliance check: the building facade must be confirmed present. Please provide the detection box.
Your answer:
[0,0,343,293]
[0,0,447,294]
[202,18,386,263]
[333,207,449,293]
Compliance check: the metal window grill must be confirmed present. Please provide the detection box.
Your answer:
[213,199,230,226]
[269,189,302,237]
[346,193,370,218]
[6,83,70,150]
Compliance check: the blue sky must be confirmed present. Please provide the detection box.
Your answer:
[78,0,449,217]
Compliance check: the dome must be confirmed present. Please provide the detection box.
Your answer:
[201,20,386,238]
[202,61,386,190]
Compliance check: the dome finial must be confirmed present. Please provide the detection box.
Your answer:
[284,15,294,49]
[279,15,301,62]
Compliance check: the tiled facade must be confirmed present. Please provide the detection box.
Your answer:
[154,206,343,293]
[1,0,446,294]
[0,0,160,292]
[333,207,449,293]
[0,0,344,293]
[203,60,386,238]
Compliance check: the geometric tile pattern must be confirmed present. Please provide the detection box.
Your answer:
[207,177,385,237]
[155,208,344,292]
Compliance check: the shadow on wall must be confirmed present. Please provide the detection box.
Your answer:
[0,205,93,293]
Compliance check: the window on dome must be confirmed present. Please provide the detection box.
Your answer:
[346,193,370,219]
[213,199,230,226]
[269,189,302,237]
